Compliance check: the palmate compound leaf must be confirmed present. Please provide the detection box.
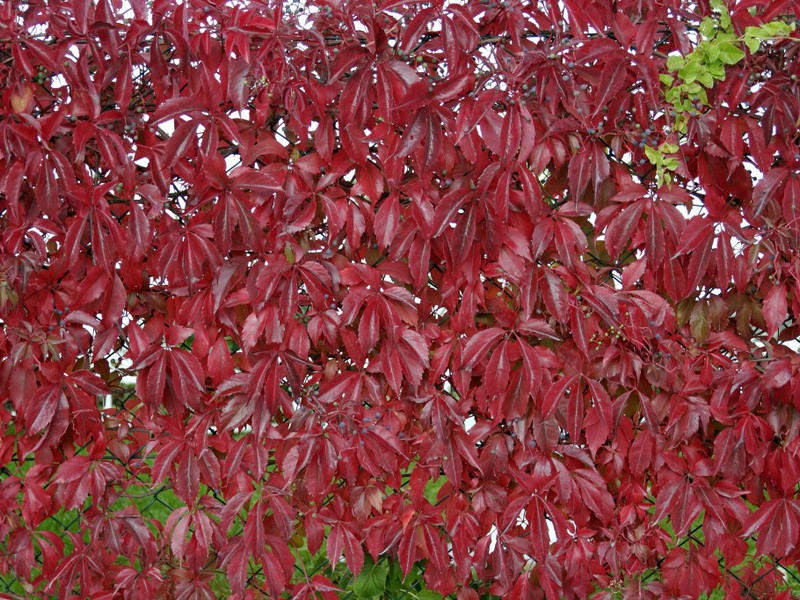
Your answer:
[741,499,800,558]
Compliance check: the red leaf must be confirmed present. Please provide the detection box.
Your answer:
[675,217,713,256]
[543,270,569,324]
[483,340,510,400]
[150,96,202,124]
[752,168,788,217]
[542,374,578,420]
[381,346,404,393]
[170,348,205,394]
[1,160,24,221]
[655,473,701,536]
[460,328,505,370]
[763,284,788,339]
[174,450,200,503]
[585,380,613,457]
[500,107,522,162]
[28,386,61,435]
[433,188,469,238]
[662,546,720,597]
[683,235,714,298]
[22,481,51,527]
[146,352,168,411]
[397,327,430,387]
[397,109,430,159]
[167,507,190,560]
[282,440,315,484]
[163,120,199,168]
[628,430,656,476]
[221,541,249,596]
[605,201,645,258]
[399,7,435,54]
[516,318,561,341]
[341,525,365,575]
[231,165,285,193]
[398,526,420,575]
[568,147,592,201]
[593,55,629,117]
[375,193,400,249]
[741,499,800,557]
[55,456,91,483]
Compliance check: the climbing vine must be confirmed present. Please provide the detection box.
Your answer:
[650,6,795,185]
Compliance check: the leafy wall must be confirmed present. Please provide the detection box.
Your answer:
[2,0,800,598]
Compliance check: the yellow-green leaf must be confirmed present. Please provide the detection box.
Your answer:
[743,35,761,53]
[645,146,662,164]
[698,71,714,87]
[666,55,686,71]
[690,301,710,344]
[717,42,745,65]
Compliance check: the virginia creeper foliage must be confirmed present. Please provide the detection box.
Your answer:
[2,0,800,597]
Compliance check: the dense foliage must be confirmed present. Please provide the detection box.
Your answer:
[2,0,800,597]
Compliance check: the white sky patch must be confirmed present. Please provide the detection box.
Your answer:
[229,110,251,121]
[159,119,176,136]
[225,153,242,173]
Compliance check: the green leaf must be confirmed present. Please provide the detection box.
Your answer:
[757,21,794,37]
[353,558,389,599]
[666,55,685,71]
[708,62,726,80]
[660,143,679,154]
[665,87,681,103]
[385,561,407,594]
[698,71,714,88]
[743,34,761,53]
[699,18,716,38]
[659,74,675,86]
[716,31,736,43]
[717,42,745,65]
[678,59,701,83]
[416,591,443,600]
[685,82,702,94]
[644,145,662,164]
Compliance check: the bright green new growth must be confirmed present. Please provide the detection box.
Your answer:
[650,5,795,186]
[645,143,681,187]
